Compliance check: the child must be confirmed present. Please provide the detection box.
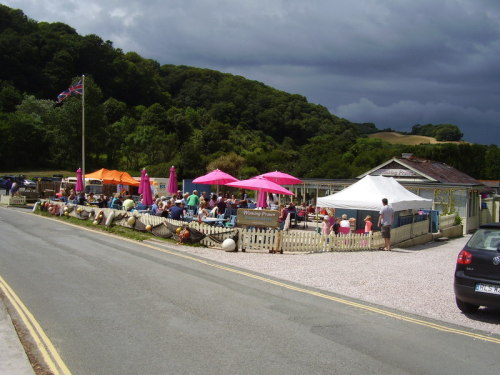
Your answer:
[321,216,332,235]
[364,215,373,234]
[333,218,341,235]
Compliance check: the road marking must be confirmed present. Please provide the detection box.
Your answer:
[0,275,72,375]
[9,208,500,346]
[139,242,500,345]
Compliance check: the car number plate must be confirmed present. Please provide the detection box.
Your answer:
[475,283,500,295]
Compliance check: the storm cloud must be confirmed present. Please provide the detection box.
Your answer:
[5,0,500,144]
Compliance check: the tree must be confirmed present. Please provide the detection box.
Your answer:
[206,152,245,178]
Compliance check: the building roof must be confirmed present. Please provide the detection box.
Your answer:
[358,154,483,186]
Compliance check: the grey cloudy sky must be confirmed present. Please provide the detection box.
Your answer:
[4,0,500,145]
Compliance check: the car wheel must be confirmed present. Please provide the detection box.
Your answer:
[455,297,479,313]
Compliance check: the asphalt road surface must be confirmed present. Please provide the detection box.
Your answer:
[0,207,499,375]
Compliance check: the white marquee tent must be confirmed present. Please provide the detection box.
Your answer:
[316,175,432,211]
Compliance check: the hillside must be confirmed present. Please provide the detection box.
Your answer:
[0,5,498,180]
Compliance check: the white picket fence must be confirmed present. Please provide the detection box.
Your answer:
[39,201,431,253]
[0,195,27,205]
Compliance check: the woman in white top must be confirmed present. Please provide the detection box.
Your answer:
[340,214,351,228]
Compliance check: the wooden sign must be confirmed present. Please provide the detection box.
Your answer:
[237,208,280,228]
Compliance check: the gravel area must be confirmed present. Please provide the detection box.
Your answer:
[152,235,500,335]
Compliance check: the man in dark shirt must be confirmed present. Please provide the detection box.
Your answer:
[170,200,184,220]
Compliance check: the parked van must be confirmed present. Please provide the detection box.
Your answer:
[62,177,103,195]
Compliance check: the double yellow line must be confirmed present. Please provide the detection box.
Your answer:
[0,275,72,375]
[141,241,500,345]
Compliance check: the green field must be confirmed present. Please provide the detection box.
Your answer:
[368,132,467,145]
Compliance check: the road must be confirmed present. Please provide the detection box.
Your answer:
[1,207,499,375]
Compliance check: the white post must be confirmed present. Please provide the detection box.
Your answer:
[81,75,86,192]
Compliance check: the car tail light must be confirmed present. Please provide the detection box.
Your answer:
[457,250,472,265]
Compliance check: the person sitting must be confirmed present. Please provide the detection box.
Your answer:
[97,194,108,208]
[67,192,77,204]
[77,192,87,205]
[110,193,122,209]
[122,195,135,211]
[170,200,184,220]
[55,189,65,200]
[197,201,210,222]
[87,192,97,204]
[161,200,172,218]
[151,198,161,215]
[216,198,227,218]
[182,192,190,206]
[59,191,68,203]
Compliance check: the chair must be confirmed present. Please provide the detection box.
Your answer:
[225,215,237,228]
[216,213,226,226]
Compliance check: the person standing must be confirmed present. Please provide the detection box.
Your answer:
[364,215,373,234]
[186,190,200,215]
[9,180,18,196]
[321,216,332,236]
[378,198,394,251]
[4,178,11,196]
[340,214,350,228]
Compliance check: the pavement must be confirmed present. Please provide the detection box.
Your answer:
[0,301,35,375]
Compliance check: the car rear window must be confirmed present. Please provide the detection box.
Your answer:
[467,229,500,251]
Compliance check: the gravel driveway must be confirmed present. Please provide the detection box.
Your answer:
[153,235,500,335]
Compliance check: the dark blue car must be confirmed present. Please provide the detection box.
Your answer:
[454,223,500,313]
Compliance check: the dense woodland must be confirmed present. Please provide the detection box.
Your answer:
[0,5,498,180]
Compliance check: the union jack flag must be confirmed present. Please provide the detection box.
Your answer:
[57,79,83,102]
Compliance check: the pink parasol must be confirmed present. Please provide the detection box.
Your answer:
[226,176,294,196]
[138,168,147,195]
[192,169,239,194]
[75,168,84,192]
[258,171,302,185]
[167,166,177,195]
[193,169,239,185]
[141,172,153,206]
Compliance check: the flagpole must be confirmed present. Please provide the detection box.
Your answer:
[81,75,85,192]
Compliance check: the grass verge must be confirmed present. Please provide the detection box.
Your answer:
[34,209,174,243]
